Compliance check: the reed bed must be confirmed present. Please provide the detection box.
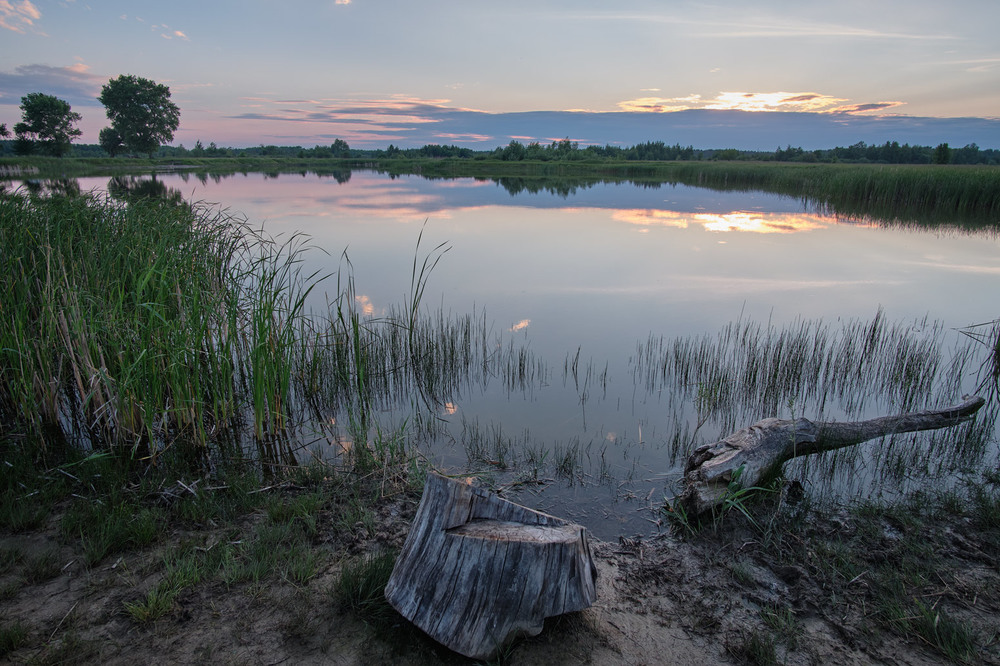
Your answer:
[631,309,996,499]
[656,162,1000,227]
[632,309,954,432]
[1,192,248,458]
[0,190,545,470]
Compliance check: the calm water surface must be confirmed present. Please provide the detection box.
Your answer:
[73,171,1000,537]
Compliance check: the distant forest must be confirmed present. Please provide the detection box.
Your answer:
[1,137,998,165]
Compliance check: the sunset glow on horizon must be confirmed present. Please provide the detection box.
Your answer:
[1,1,998,149]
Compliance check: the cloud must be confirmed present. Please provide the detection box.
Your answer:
[617,95,702,113]
[575,12,955,41]
[618,92,849,114]
[830,101,907,115]
[707,92,848,112]
[699,20,954,40]
[226,96,470,134]
[209,95,1000,150]
[0,62,104,106]
[433,132,494,143]
[611,209,828,234]
[0,0,41,33]
[152,23,190,41]
[929,57,1000,73]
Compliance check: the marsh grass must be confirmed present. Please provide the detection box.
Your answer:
[1,189,546,484]
[650,162,1000,227]
[960,318,1000,399]
[636,308,994,508]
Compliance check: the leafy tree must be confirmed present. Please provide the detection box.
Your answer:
[13,93,82,156]
[99,74,180,157]
[330,138,350,157]
[0,123,9,138]
[99,127,125,157]
[501,140,526,161]
[933,142,951,165]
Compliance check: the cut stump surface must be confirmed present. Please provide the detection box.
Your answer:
[384,473,598,660]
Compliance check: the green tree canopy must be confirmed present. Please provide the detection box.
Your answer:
[99,74,180,156]
[99,126,125,157]
[933,142,951,165]
[13,93,83,156]
[330,138,350,157]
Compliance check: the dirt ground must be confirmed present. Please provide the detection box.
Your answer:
[2,485,998,665]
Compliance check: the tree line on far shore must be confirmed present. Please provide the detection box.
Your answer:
[1,82,997,165]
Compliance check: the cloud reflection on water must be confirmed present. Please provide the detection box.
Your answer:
[612,208,830,233]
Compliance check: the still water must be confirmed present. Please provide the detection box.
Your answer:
[76,170,1000,536]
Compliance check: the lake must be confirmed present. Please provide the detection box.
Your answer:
[60,170,1000,537]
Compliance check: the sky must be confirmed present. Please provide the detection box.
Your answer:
[1,0,999,150]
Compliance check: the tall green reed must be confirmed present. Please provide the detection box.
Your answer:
[0,191,327,466]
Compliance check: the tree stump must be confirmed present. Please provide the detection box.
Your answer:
[680,395,986,518]
[384,473,598,660]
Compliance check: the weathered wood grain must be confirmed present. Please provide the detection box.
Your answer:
[680,395,986,517]
[384,473,598,660]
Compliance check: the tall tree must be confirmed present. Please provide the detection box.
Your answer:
[933,142,951,165]
[99,127,125,157]
[13,93,83,156]
[99,75,180,157]
[330,138,350,157]
[0,123,9,138]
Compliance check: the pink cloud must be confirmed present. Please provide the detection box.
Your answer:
[0,0,41,33]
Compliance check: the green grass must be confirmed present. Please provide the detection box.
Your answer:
[61,501,164,565]
[761,486,999,663]
[727,627,778,666]
[760,604,802,650]
[0,620,30,659]
[0,188,549,484]
[123,584,178,623]
[335,550,400,629]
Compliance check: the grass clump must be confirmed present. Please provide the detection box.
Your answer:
[726,627,778,666]
[220,521,324,588]
[61,500,164,565]
[0,620,30,659]
[335,550,399,629]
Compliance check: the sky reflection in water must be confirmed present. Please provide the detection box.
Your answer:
[77,171,1000,536]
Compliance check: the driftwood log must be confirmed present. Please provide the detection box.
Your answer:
[384,473,598,660]
[680,395,986,517]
